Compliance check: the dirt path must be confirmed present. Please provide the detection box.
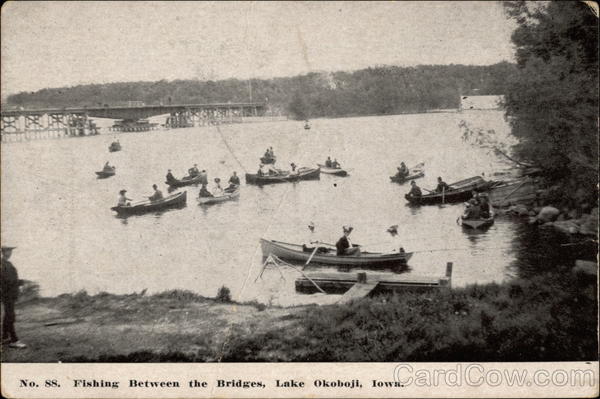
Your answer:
[1,293,306,362]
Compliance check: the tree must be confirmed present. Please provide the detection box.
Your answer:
[502,2,598,198]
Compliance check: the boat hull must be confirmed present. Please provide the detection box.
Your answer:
[460,211,495,229]
[260,238,412,269]
[111,191,187,215]
[166,175,203,187]
[198,188,240,205]
[405,177,497,205]
[246,167,320,185]
[317,164,348,176]
[95,170,115,178]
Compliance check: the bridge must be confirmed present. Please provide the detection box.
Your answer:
[1,102,267,141]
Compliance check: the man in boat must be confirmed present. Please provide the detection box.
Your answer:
[290,162,297,173]
[463,198,481,220]
[302,222,329,254]
[118,189,132,207]
[228,171,240,188]
[188,164,200,177]
[325,156,333,167]
[436,177,451,193]
[103,161,113,172]
[332,158,340,169]
[336,225,360,256]
[1,246,27,349]
[269,147,275,158]
[166,169,176,184]
[257,163,266,177]
[148,184,164,202]
[199,183,213,198]
[199,170,208,185]
[407,180,422,198]
[479,195,491,218]
[470,190,481,205]
[212,178,224,196]
[397,162,409,178]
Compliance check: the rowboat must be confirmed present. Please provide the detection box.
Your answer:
[108,142,121,152]
[405,176,498,205]
[488,178,538,207]
[390,163,425,183]
[198,187,240,205]
[304,123,311,130]
[245,167,320,185]
[260,238,412,269]
[260,156,276,164]
[317,164,349,177]
[165,175,203,187]
[111,191,187,215]
[460,210,495,229]
[95,168,116,178]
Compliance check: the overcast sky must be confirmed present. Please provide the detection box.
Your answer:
[1,1,516,97]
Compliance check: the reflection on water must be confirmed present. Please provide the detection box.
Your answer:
[1,111,582,305]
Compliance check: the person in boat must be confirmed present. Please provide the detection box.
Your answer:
[264,148,270,158]
[332,158,340,169]
[397,162,409,178]
[463,198,481,220]
[302,222,329,254]
[199,170,208,185]
[269,146,275,158]
[103,161,113,172]
[212,178,224,196]
[228,171,240,189]
[166,169,176,184]
[290,162,297,173]
[148,184,164,202]
[336,225,360,256]
[188,164,200,177]
[470,190,481,205]
[325,156,333,168]
[479,195,491,218]
[199,183,213,198]
[436,177,451,193]
[257,163,265,177]
[407,180,422,198]
[117,189,132,207]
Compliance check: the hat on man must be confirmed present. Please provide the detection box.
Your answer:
[214,178,221,183]
[342,225,353,233]
[119,189,127,194]
[1,246,16,251]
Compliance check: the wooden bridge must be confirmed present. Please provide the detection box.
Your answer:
[0,102,267,141]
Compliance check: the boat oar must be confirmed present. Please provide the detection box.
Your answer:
[302,246,319,270]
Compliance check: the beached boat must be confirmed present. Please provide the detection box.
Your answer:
[260,156,276,164]
[198,187,240,205]
[317,164,349,177]
[95,168,115,178]
[111,191,187,215]
[459,210,495,229]
[489,178,538,207]
[260,238,412,269]
[405,176,498,205]
[108,142,121,152]
[245,167,320,185]
[390,163,425,184]
[165,175,203,187]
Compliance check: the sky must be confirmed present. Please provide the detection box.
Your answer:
[0,1,516,97]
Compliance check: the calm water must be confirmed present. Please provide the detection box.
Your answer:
[1,111,571,305]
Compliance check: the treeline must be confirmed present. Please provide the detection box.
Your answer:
[502,1,598,204]
[5,63,515,118]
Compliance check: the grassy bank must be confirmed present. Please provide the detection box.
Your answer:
[2,266,596,362]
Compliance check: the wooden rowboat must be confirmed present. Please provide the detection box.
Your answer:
[260,238,412,269]
[95,168,115,178]
[260,156,276,164]
[198,187,240,205]
[459,210,495,229]
[111,191,187,215]
[166,175,203,187]
[390,163,425,184]
[245,167,320,185]
[317,164,349,177]
[405,176,497,205]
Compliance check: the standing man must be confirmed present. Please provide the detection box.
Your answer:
[1,246,27,349]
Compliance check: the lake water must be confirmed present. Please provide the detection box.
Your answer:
[1,110,572,305]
